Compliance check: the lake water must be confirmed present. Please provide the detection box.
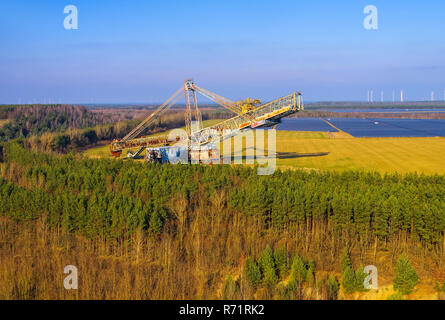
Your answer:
[276,118,445,138]
[276,118,337,132]
[312,108,445,113]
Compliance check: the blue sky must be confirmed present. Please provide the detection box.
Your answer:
[0,0,444,103]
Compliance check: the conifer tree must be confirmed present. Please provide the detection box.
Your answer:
[288,254,308,299]
[149,208,163,233]
[355,266,368,292]
[393,254,418,295]
[273,246,288,278]
[258,245,277,286]
[342,267,357,294]
[289,255,308,285]
[243,257,261,288]
[340,247,352,273]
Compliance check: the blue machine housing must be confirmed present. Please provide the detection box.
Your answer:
[146,146,189,164]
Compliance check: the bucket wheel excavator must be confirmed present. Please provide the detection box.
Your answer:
[110,79,303,160]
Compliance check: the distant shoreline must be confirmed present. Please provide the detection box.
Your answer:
[291,110,445,120]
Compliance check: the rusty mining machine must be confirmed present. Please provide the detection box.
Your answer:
[110,80,303,163]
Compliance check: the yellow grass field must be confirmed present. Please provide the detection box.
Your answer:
[83,129,445,175]
[82,142,115,159]
[275,131,445,174]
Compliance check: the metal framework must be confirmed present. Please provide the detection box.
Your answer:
[184,80,202,135]
[193,91,302,144]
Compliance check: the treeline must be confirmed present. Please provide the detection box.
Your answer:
[0,104,232,152]
[23,121,139,153]
[0,105,119,141]
[1,142,445,247]
[22,108,231,153]
[229,170,445,246]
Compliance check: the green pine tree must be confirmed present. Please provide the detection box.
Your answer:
[258,245,277,286]
[243,257,261,288]
[273,246,288,278]
[342,267,357,294]
[149,208,163,233]
[393,254,418,295]
[289,255,308,285]
[355,266,368,292]
[340,247,352,273]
